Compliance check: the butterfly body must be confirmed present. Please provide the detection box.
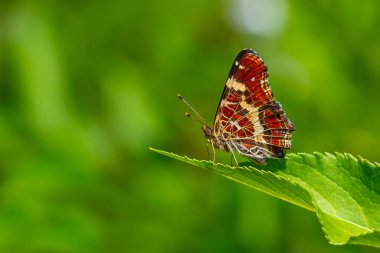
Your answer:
[202,125,229,151]
[205,49,295,165]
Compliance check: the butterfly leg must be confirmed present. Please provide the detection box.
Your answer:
[206,141,210,160]
[226,142,239,166]
[254,157,267,165]
[211,141,216,164]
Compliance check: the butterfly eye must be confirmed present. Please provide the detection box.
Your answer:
[277,151,284,158]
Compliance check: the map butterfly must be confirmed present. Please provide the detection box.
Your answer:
[180,49,295,165]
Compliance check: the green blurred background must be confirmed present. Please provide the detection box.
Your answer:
[0,0,379,252]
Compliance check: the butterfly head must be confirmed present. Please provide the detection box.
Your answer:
[202,125,213,140]
[202,125,229,151]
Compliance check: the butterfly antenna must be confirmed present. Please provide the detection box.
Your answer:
[178,94,207,125]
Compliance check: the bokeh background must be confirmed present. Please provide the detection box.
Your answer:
[0,0,379,252]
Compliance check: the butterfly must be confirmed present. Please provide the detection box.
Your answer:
[180,49,295,165]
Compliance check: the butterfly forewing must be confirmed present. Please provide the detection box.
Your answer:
[212,49,294,164]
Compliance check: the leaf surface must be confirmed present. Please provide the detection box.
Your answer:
[150,147,380,248]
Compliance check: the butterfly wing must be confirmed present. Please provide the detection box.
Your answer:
[213,49,294,164]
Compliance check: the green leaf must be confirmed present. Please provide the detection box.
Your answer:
[150,147,380,248]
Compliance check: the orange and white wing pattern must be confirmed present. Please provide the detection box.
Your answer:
[212,49,294,164]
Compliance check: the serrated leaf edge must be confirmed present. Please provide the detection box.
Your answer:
[150,147,380,246]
